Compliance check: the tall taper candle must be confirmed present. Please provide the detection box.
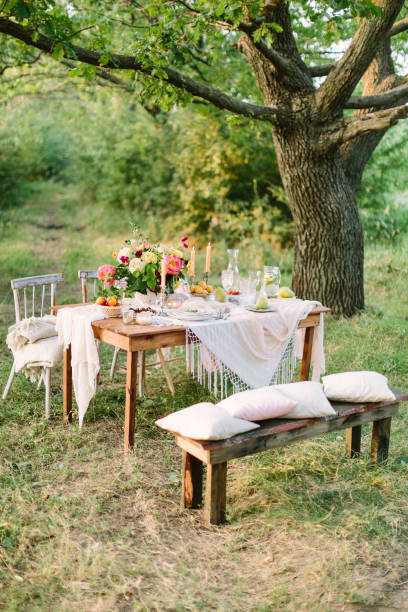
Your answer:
[190,246,195,277]
[205,242,211,274]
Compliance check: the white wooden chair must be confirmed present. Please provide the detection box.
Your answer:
[2,273,64,417]
[78,269,177,396]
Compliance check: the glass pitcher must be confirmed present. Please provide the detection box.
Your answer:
[226,249,240,291]
[263,266,280,298]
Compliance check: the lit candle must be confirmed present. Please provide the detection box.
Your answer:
[161,256,167,290]
[205,242,211,274]
[190,247,195,278]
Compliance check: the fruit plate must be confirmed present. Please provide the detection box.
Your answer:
[246,305,276,313]
[97,304,122,318]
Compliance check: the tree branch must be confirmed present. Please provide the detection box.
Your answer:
[308,15,408,79]
[237,21,312,90]
[316,0,405,112]
[308,63,335,78]
[0,17,280,123]
[389,16,408,36]
[345,81,408,109]
[341,105,407,143]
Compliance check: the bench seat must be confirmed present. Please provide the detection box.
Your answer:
[174,388,408,525]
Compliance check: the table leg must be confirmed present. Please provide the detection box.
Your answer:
[63,345,72,424]
[124,350,138,452]
[300,326,315,381]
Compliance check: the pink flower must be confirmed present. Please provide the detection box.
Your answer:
[181,236,188,249]
[164,255,182,275]
[97,264,116,287]
[120,256,129,264]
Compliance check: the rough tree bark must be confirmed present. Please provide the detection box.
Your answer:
[0,0,407,315]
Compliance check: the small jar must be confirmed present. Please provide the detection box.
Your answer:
[122,309,134,325]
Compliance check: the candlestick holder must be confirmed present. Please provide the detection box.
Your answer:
[157,284,166,314]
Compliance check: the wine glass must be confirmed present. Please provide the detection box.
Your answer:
[221,270,233,292]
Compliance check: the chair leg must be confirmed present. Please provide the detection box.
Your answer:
[157,348,175,394]
[44,368,51,419]
[37,368,44,390]
[110,346,121,380]
[2,362,16,399]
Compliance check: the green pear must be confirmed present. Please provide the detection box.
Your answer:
[279,286,295,298]
[255,296,268,310]
[215,287,227,302]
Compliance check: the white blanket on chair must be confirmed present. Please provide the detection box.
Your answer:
[6,315,61,381]
[56,306,106,428]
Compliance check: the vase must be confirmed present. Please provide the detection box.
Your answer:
[227,249,240,290]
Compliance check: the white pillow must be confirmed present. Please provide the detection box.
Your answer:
[155,402,259,440]
[216,387,298,421]
[273,382,336,419]
[322,371,396,403]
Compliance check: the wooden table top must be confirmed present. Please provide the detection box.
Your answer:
[52,303,330,339]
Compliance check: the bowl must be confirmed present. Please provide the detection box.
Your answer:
[97,304,122,318]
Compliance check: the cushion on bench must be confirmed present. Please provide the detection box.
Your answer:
[322,371,396,403]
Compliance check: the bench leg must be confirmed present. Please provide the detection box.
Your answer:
[346,425,362,457]
[181,451,203,509]
[204,462,227,526]
[371,417,391,463]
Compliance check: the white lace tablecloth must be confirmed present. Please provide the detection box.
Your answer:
[160,298,325,397]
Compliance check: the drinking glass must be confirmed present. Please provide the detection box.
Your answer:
[122,308,134,325]
[221,270,234,292]
[263,266,280,298]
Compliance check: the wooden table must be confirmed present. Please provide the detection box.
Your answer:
[56,304,330,452]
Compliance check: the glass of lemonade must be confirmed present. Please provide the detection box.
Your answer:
[263,266,280,298]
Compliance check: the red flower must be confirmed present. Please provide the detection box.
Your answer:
[135,250,143,257]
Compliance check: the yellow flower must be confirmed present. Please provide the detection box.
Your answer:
[169,247,183,258]
[112,251,118,258]
[141,251,157,264]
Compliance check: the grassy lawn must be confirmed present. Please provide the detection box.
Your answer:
[0,183,407,611]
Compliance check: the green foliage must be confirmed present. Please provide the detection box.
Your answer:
[358,123,408,243]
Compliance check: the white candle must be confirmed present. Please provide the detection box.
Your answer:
[205,242,211,274]
[190,247,195,277]
[161,257,166,289]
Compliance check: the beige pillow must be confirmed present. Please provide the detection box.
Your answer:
[217,387,298,421]
[322,371,396,403]
[155,402,259,440]
[273,382,336,419]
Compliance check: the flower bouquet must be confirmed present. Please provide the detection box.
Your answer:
[96,228,189,302]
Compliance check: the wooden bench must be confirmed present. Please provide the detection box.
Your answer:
[174,389,408,525]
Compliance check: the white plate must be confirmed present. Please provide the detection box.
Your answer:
[246,305,276,313]
[167,309,214,321]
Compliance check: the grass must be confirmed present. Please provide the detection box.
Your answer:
[0,182,408,611]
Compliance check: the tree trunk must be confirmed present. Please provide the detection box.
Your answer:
[273,130,365,316]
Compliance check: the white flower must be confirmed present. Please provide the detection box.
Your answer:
[141,251,158,264]
[129,258,146,274]
[114,278,128,290]
[117,247,131,263]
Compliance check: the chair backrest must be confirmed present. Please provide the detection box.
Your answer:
[11,273,64,323]
[78,270,98,303]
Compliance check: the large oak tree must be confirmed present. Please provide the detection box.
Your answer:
[1,1,407,315]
